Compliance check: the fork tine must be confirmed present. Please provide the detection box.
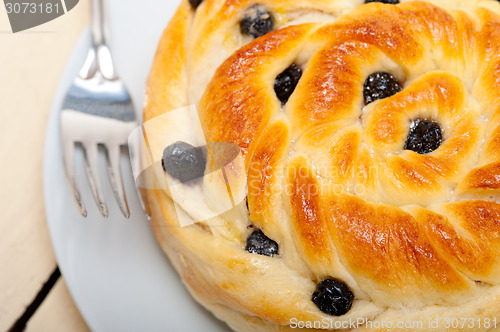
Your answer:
[105,145,130,218]
[62,140,88,217]
[82,143,109,217]
[127,130,150,218]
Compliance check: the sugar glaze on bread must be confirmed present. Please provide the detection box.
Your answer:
[143,0,500,330]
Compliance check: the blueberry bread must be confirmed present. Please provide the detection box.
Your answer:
[143,0,500,330]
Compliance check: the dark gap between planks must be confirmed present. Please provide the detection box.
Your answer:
[8,266,61,332]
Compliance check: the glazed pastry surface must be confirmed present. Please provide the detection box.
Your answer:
[143,0,500,330]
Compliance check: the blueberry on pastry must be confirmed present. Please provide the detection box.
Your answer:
[240,5,274,39]
[363,72,402,104]
[365,0,399,4]
[188,0,203,9]
[274,64,302,105]
[162,141,206,183]
[245,229,279,257]
[312,279,354,316]
[404,119,443,155]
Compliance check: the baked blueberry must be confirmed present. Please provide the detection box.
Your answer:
[188,0,203,9]
[365,0,399,4]
[245,229,279,257]
[312,279,354,316]
[404,119,443,155]
[162,141,206,183]
[275,64,302,105]
[240,5,274,39]
[363,72,402,104]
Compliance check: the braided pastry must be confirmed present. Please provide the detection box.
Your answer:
[143,0,500,330]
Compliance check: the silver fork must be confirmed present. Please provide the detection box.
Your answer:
[61,0,137,218]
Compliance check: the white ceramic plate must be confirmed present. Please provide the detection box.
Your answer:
[43,1,231,331]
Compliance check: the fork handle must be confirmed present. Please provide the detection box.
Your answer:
[90,0,106,48]
[86,0,116,80]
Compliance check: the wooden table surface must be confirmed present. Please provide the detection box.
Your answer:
[0,1,91,331]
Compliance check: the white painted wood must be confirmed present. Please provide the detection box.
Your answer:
[0,1,90,330]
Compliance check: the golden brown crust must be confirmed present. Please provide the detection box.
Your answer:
[199,24,313,159]
[321,194,474,306]
[287,157,340,275]
[143,0,500,330]
[143,2,191,121]
[248,121,290,223]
